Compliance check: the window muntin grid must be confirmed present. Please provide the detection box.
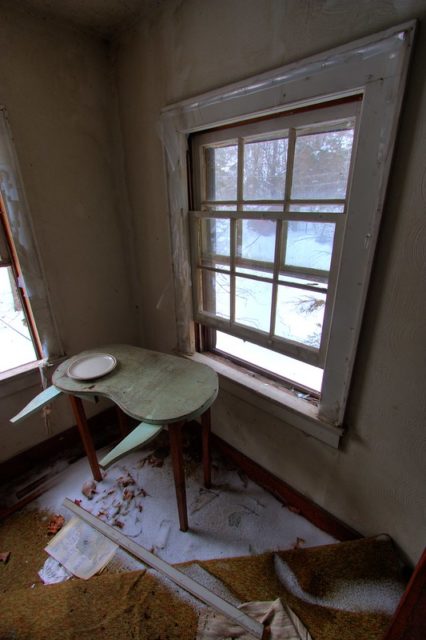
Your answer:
[191,103,357,368]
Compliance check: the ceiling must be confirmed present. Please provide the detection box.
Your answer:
[2,0,163,38]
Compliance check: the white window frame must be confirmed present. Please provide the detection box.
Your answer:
[160,21,416,447]
[190,99,358,370]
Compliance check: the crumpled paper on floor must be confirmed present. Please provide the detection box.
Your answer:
[196,598,313,640]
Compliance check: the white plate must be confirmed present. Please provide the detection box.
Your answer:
[67,353,117,381]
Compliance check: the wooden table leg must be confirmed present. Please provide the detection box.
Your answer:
[168,421,188,532]
[201,409,212,489]
[69,396,102,482]
[115,405,129,438]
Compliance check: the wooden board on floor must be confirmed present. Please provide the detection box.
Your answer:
[63,498,266,640]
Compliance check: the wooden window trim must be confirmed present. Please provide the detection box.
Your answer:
[161,21,416,440]
[0,193,42,360]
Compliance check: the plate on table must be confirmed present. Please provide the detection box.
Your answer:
[67,353,117,381]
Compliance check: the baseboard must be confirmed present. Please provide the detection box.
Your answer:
[0,407,119,485]
[212,433,362,542]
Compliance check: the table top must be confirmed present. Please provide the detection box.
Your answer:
[52,344,218,425]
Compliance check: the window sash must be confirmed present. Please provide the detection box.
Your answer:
[190,104,354,369]
[0,197,42,365]
[190,208,345,367]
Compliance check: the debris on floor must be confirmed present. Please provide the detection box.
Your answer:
[81,479,97,499]
[47,514,65,535]
[26,433,336,566]
[38,556,72,584]
[196,598,311,640]
[45,515,118,580]
[292,537,305,550]
[0,550,11,563]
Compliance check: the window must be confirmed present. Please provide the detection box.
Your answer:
[0,108,62,378]
[0,196,41,373]
[161,21,415,446]
[190,99,359,395]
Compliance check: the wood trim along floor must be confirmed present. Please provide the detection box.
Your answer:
[211,433,362,542]
[0,407,119,485]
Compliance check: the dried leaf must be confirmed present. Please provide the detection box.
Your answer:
[118,474,136,488]
[140,454,164,468]
[82,480,97,499]
[47,515,65,535]
[292,537,305,549]
[288,505,301,515]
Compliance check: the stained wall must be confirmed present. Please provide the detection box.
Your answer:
[112,0,426,563]
[0,5,138,458]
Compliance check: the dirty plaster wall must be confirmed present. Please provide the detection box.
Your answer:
[113,0,426,564]
[0,5,137,460]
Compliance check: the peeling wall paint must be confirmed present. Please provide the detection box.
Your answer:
[113,0,426,564]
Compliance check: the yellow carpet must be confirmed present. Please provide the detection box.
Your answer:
[1,510,407,639]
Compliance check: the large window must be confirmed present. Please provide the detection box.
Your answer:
[161,22,415,446]
[190,99,359,394]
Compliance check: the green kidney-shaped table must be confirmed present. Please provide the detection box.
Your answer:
[13,345,219,531]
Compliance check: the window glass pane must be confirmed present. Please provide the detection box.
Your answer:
[235,276,272,332]
[238,219,276,264]
[235,266,273,279]
[291,128,354,199]
[200,218,230,268]
[275,285,326,349]
[216,331,323,392]
[205,145,238,201]
[283,221,335,272]
[243,138,287,200]
[201,270,230,319]
[0,266,37,373]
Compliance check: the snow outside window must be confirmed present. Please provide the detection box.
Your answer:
[0,199,40,374]
[190,100,358,393]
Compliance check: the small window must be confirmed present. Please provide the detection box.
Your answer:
[0,196,41,374]
[190,100,358,394]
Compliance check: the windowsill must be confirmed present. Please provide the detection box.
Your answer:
[185,351,343,448]
[0,359,45,397]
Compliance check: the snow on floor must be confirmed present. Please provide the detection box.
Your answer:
[31,437,335,568]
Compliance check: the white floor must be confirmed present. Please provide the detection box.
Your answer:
[22,435,335,571]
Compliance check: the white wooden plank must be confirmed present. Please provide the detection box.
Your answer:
[63,498,266,640]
